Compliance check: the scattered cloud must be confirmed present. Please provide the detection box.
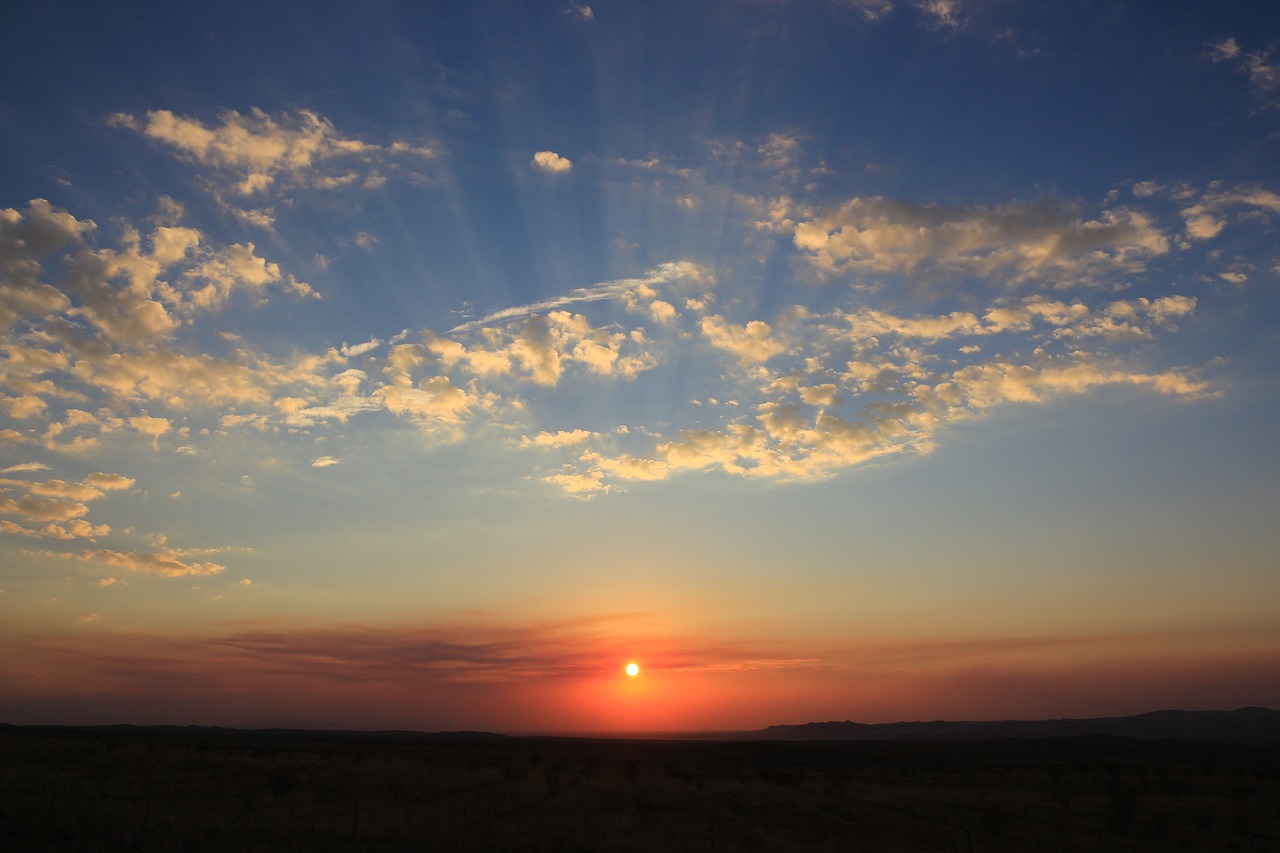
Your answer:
[0,112,1261,512]
[41,547,227,578]
[110,108,435,198]
[1205,36,1280,108]
[837,0,895,21]
[791,196,1169,286]
[918,0,963,29]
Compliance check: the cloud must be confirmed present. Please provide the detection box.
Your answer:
[521,429,597,448]
[2,199,312,352]
[582,451,669,482]
[1,199,87,331]
[84,472,136,491]
[0,467,134,540]
[129,415,172,447]
[450,261,707,332]
[543,468,608,496]
[0,147,1230,513]
[44,547,226,578]
[0,518,110,540]
[384,376,470,417]
[310,456,342,468]
[0,462,49,474]
[531,150,573,173]
[563,5,594,21]
[443,310,661,390]
[340,337,383,358]
[837,0,895,21]
[0,494,90,522]
[533,277,1208,493]
[700,316,788,364]
[1176,184,1280,241]
[917,0,963,29]
[791,196,1169,286]
[1205,37,1241,63]
[0,198,343,461]
[757,132,805,177]
[27,479,104,502]
[110,108,435,197]
[1205,37,1280,108]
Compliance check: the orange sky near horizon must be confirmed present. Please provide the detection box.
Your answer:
[4,616,1277,732]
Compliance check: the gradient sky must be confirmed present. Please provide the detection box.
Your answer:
[2,0,1279,733]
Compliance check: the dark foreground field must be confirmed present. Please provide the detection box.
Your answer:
[2,726,1278,851]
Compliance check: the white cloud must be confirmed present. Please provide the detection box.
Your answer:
[110,108,435,197]
[340,337,383,358]
[838,0,895,21]
[2,199,313,351]
[1204,37,1280,108]
[757,132,804,175]
[521,429,597,448]
[0,149,1231,514]
[533,279,1209,494]
[128,415,172,448]
[700,316,788,364]
[84,472,136,491]
[531,150,573,173]
[0,462,49,474]
[918,0,962,29]
[792,196,1169,286]
[450,261,708,332]
[1179,184,1280,241]
[1205,37,1241,63]
[543,468,607,496]
[43,547,226,578]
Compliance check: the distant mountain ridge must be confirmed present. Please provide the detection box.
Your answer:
[0,722,507,741]
[5,708,1277,744]
[752,707,1280,744]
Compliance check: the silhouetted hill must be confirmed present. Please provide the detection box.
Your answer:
[753,707,1280,743]
[0,722,507,741]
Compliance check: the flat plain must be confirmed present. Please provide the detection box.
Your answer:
[2,726,1278,851]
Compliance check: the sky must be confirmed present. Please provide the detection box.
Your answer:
[2,0,1279,733]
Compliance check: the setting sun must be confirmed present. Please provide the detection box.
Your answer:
[625,663,640,677]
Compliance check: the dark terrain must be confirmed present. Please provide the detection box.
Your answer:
[3,710,1279,851]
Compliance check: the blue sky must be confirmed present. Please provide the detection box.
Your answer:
[2,0,1279,731]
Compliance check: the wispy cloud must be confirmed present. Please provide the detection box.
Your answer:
[0,462,49,474]
[110,108,435,197]
[449,261,708,332]
[1205,36,1280,108]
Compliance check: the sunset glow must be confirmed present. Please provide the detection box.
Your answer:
[1,1,1279,734]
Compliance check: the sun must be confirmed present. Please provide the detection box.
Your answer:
[625,662,640,677]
